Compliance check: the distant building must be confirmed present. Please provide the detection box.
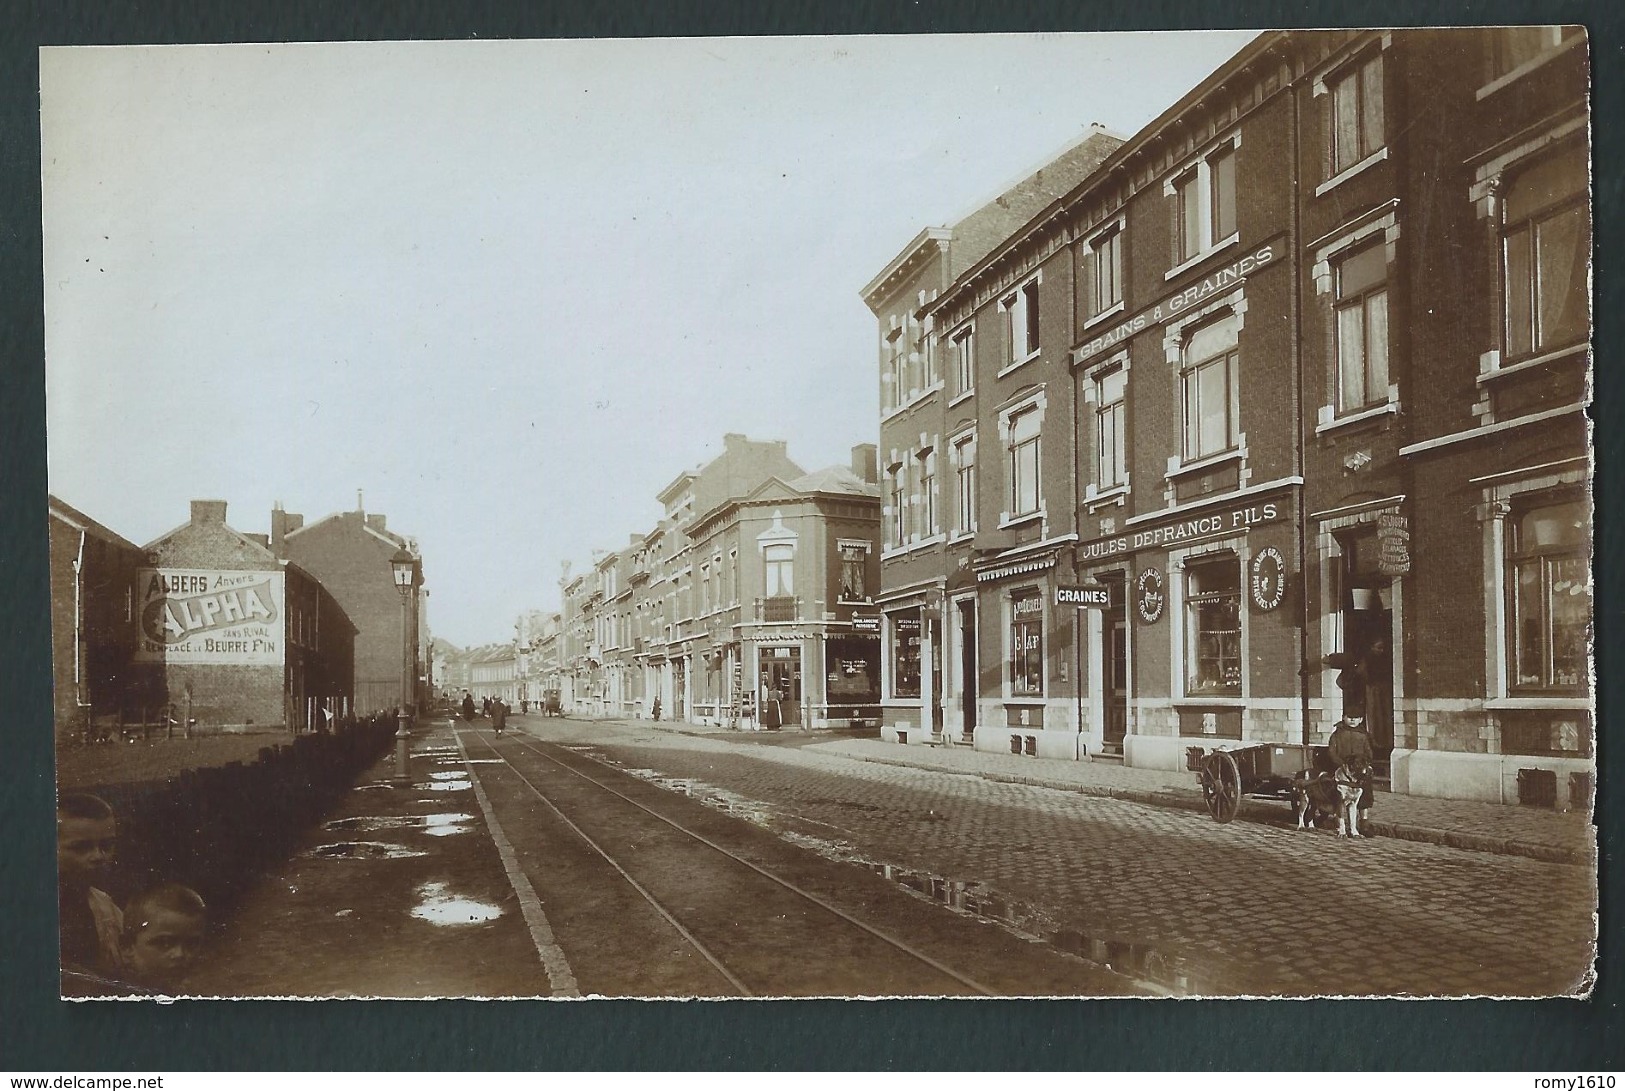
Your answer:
[468,643,518,705]
[272,501,426,713]
[139,500,355,732]
[48,496,161,741]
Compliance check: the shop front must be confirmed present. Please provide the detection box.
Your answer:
[970,549,1082,760]
[1070,487,1305,772]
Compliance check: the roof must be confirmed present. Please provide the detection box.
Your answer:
[48,495,143,552]
[283,509,416,554]
[788,465,881,499]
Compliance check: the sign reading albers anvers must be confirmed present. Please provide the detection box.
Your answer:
[135,568,284,665]
[1078,499,1284,563]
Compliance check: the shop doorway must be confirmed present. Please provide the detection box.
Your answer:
[1099,575,1128,753]
[673,659,687,722]
[958,600,978,737]
[1336,531,1396,778]
[760,647,802,728]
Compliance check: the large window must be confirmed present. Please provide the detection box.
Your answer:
[1329,52,1384,174]
[886,328,905,410]
[1335,242,1390,411]
[1010,592,1044,696]
[1095,367,1127,489]
[1008,407,1042,516]
[954,436,977,534]
[1509,496,1590,693]
[1185,556,1242,696]
[764,543,794,597]
[1002,278,1040,364]
[1087,225,1123,318]
[1175,145,1237,263]
[917,449,937,535]
[838,542,868,602]
[1181,317,1240,461]
[950,325,975,398]
[891,612,922,698]
[1491,26,1583,79]
[1502,143,1589,363]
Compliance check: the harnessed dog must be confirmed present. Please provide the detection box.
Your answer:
[1292,761,1372,838]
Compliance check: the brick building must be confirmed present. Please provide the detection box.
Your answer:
[48,496,162,741]
[868,28,1590,804]
[138,500,355,732]
[271,502,427,714]
[555,434,882,729]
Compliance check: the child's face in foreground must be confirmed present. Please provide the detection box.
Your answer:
[124,909,205,988]
[57,816,117,887]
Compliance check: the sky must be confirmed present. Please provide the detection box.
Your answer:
[40,31,1258,648]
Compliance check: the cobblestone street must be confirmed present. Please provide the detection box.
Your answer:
[524,716,1596,997]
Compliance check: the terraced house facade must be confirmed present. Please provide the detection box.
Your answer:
[867,27,1590,805]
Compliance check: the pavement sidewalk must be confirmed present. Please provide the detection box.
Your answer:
[637,719,1595,866]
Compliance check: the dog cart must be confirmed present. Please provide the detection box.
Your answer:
[1187,743,1328,823]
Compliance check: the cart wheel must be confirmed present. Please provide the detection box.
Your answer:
[1201,751,1242,823]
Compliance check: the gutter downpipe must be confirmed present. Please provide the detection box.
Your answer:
[73,529,87,722]
[1291,53,1313,748]
[1069,220,1085,761]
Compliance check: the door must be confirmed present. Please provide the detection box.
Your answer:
[958,601,978,735]
[1103,605,1128,751]
[1337,530,1395,779]
[760,647,802,727]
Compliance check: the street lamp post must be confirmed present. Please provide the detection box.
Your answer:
[390,546,418,783]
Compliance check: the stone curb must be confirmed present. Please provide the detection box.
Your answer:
[611,719,1591,868]
[847,753,1590,867]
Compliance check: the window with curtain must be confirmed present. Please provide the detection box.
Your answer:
[1502,142,1590,363]
[764,543,794,597]
[955,437,977,533]
[1008,407,1042,516]
[1095,367,1127,488]
[1334,242,1390,411]
[1329,52,1384,174]
[1175,144,1237,263]
[1181,316,1240,461]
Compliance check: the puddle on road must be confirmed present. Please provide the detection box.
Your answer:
[414,779,471,792]
[615,766,776,825]
[427,771,466,781]
[324,813,475,837]
[443,758,503,765]
[594,759,1204,992]
[410,881,503,926]
[304,841,427,861]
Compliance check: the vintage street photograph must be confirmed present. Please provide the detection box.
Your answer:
[42,28,1595,1000]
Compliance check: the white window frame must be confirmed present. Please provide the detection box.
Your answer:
[1081,216,1127,326]
[949,322,976,402]
[1164,135,1241,275]
[998,273,1043,373]
[950,430,978,539]
[1311,204,1402,432]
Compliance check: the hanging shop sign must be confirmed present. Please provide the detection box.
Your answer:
[850,615,880,633]
[1077,499,1284,563]
[1377,513,1412,576]
[1249,546,1287,612]
[1055,584,1110,607]
[135,568,284,665]
[1136,568,1166,624]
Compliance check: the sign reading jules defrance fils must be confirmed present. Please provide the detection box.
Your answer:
[135,568,284,664]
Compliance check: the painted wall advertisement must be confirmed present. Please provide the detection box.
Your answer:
[135,568,284,665]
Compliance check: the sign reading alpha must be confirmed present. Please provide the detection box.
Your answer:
[135,568,284,665]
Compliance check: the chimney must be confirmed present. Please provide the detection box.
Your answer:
[850,443,878,484]
[723,432,747,452]
[366,514,387,533]
[270,507,304,556]
[190,499,228,526]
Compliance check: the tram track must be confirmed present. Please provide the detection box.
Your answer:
[456,723,1000,997]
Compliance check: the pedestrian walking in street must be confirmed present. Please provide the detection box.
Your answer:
[491,698,507,735]
[652,696,662,721]
[461,692,475,722]
[57,793,124,986]
[120,884,208,994]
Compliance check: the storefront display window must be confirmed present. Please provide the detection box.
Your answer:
[1010,592,1044,696]
[1509,495,1590,693]
[891,612,921,698]
[826,635,881,703]
[1185,555,1241,696]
